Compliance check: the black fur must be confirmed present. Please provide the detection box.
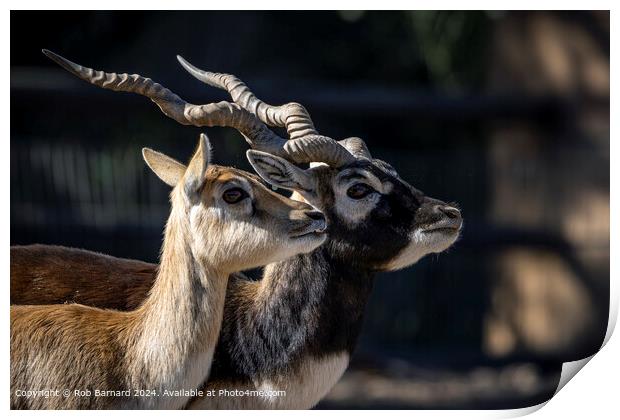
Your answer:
[207,160,438,385]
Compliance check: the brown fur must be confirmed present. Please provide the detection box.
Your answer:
[11,245,154,310]
[11,200,220,409]
[10,140,325,409]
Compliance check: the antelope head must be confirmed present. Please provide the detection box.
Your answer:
[43,50,460,272]
[145,134,327,273]
[247,149,461,271]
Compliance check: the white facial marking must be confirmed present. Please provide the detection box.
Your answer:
[383,227,460,271]
[333,169,386,227]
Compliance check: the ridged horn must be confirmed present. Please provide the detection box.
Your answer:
[283,136,356,167]
[42,49,289,156]
[338,137,372,160]
[177,55,318,139]
[175,55,358,167]
[43,50,356,168]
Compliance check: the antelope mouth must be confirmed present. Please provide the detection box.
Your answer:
[425,226,460,235]
[422,219,462,235]
[290,220,328,238]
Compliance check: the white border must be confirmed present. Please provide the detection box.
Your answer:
[4,3,616,419]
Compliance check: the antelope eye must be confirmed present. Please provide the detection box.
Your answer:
[222,188,248,204]
[346,183,374,199]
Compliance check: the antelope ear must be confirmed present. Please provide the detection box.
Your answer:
[246,150,315,193]
[184,133,213,194]
[142,148,187,187]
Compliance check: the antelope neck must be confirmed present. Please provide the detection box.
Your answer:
[129,206,228,389]
[207,240,375,383]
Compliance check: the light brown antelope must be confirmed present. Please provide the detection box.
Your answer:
[12,51,462,409]
[10,134,327,409]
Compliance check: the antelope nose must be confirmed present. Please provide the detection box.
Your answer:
[305,210,325,222]
[304,210,327,233]
[436,205,461,220]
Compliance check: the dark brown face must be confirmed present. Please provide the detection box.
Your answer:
[246,151,462,271]
[302,159,462,271]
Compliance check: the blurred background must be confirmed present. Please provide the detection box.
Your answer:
[10,11,609,409]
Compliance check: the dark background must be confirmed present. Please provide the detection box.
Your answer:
[10,11,609,409]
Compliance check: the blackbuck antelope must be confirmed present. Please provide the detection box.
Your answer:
[11,51,462,409]
[10,134,327,409]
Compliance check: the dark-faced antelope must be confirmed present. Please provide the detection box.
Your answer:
[10,135,327,409]
[12,51,462,409]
